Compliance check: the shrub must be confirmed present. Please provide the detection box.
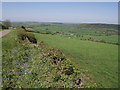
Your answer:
[113,42,120,45]
[26,33,37,43]
[18,31,37,43]
[100,39,106,43]
[45,31,52,34]
[18,31,27,40]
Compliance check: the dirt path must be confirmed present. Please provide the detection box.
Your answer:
[0,30,11,38]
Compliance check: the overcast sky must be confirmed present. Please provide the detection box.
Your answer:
[2,2,118,24]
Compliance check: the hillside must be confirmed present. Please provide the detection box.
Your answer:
[35,33,118,88]
[2,22,118,88]
[12,22,118,29]
[2,29,96,88]
[78,23,118,30]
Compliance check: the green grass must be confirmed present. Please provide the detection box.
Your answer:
[0,36,2,89]
[33,24,119,44]
[1,29,19,88]
[2,29,96,88]
[75,35,118,44]
[34,25,101,35]
[35,33,118,88]
[2,43,92,88]
[2,23,118,88]
[2,30,19,50]
[0,29,8,31]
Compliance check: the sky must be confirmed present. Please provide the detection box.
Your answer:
[1,2,118,24]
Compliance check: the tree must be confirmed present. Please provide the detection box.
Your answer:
[2,20,11,29]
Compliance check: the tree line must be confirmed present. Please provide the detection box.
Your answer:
[0,20,11,29]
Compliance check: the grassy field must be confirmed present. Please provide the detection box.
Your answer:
[75,35,118,44]
[35,33,118,88]
[31,23,119,45]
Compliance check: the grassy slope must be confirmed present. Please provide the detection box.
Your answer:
[2,30,19,50]
[1,29,19,88]
[0,36,1,88]
[2,29,96,88]
[35,33,118,88]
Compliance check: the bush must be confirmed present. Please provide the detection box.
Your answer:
[26,33,37,43]
[18,31,37,43]
[100,39,106,43]
[45,31,52,34]
[18,31,27,40]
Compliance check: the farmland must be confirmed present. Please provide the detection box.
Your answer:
[35,33,118,88]
[13,22,119,44]
[2,22,119,88]
[33,23,118,88]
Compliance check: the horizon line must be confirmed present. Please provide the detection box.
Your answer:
[1,20,118,25]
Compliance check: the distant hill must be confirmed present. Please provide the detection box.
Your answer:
[12,22,119,30]
[78,23,118,30]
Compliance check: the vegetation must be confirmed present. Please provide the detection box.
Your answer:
[2,22,118,88]
[2,28,96,88]
[35,33,118,88]
[17,29,37,43]
[2,20,12,29]
[2,30,19,50]
[20,22,118,45]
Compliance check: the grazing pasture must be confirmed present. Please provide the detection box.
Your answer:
[25,23,119,44]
